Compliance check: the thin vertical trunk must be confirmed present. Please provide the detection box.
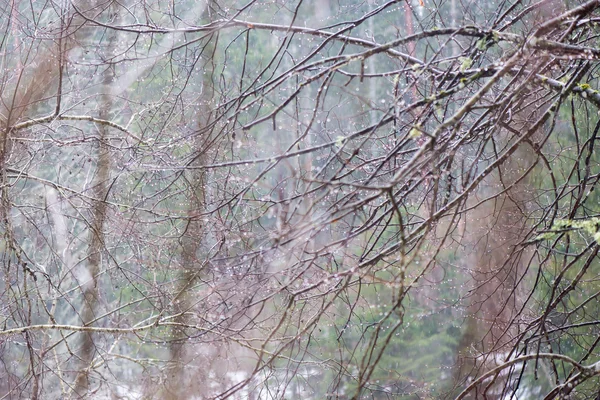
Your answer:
[165,168,207,398]
[452,99,545,399]
[164,3,215,398]
[451,3,565,395]
[453,164,530,398]
[367,0,378,129]
[403,1,418,113]
[450,0,459,56]
[74,2,117,396]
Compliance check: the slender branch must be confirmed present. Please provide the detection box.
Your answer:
[456,353,594,400]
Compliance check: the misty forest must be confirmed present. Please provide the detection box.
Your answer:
[3,0,600,399]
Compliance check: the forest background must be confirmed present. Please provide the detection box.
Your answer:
[2,0,600,399]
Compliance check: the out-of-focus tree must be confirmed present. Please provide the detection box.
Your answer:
[4,0,600,399]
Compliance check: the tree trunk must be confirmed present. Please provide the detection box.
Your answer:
[164,2,215,398]
[74,1,117,396]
